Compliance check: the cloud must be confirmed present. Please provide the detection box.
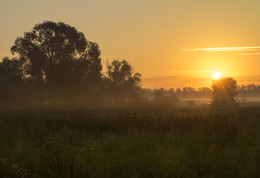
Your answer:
[238,53,260,56]
[182,46,260,52]
[194,46,260,52]
[168,70,212,74]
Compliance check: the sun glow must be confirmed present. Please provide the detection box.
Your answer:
[213,72,221,79]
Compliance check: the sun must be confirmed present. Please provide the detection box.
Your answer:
[213,72,221,79]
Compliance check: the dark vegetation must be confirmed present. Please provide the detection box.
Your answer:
[1,21,260,177]
[211,77,238,108]
[1,108,260,177]
[0,21,142,111]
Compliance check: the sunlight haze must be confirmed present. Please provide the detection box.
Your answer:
[213,72,221,80]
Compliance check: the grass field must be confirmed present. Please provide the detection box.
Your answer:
[1,107,260,177]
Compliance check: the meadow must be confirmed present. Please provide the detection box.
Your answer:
[1,106,260,177]
[1,3,260,177]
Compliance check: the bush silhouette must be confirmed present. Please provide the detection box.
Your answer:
[211,77,238,108]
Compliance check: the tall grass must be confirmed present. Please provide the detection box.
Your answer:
[0,107,260,177]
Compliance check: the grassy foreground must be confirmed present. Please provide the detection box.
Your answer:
[0,107,260,177]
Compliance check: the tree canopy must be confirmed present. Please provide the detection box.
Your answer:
[106,60,141,88]
[10,21,102,87]
[105,59,142,99]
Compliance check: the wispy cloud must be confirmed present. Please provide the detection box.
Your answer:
[168,70,212,74]
[238,53,260,56]
[193,46,260,52]
[182,46,260,53]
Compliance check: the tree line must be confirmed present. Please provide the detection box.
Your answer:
[1,21,253,110]
[147,84,260,98]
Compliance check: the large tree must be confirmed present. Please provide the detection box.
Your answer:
[10,21,102,87]
[211,77,238,108]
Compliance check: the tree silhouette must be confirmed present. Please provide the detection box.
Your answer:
[211,77,238,108]
[10,21,102,87]
[0,21,145,108]
[83,42,102,87]
[105,59,141,99]
[106,60,141,87]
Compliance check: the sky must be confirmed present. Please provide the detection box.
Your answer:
[1,0,260,88]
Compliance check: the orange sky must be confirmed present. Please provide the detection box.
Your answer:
[1,0,260,88]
